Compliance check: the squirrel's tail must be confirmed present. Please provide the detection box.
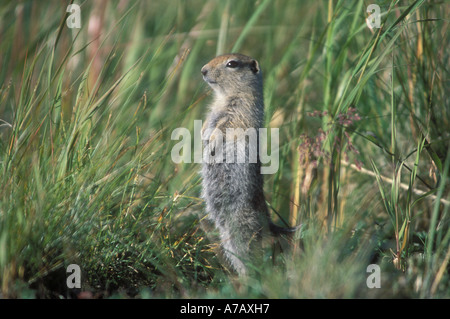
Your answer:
[269,220,301,236]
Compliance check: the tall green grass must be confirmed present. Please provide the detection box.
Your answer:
[0,0,448,298]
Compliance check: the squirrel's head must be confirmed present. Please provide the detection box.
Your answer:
[201,53,262,98]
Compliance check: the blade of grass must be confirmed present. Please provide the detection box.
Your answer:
[231,0,271,52]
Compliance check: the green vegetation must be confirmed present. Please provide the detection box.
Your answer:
[0,0,448,298]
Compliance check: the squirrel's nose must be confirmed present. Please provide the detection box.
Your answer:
[201,66,208,76]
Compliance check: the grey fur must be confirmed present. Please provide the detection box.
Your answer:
[200,54,297,275]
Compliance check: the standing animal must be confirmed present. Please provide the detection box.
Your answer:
[200,53,297,275]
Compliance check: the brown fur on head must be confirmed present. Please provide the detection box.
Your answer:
[201,53,262,99]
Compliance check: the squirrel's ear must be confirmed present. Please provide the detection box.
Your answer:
[250,59,260,74]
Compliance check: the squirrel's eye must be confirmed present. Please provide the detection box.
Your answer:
[226,60,239,68]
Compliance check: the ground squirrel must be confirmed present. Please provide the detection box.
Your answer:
[200,53,297,276]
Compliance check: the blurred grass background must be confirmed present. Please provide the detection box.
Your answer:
[0,0,448,298]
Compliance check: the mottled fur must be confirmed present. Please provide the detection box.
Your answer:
[200,54,296,275]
